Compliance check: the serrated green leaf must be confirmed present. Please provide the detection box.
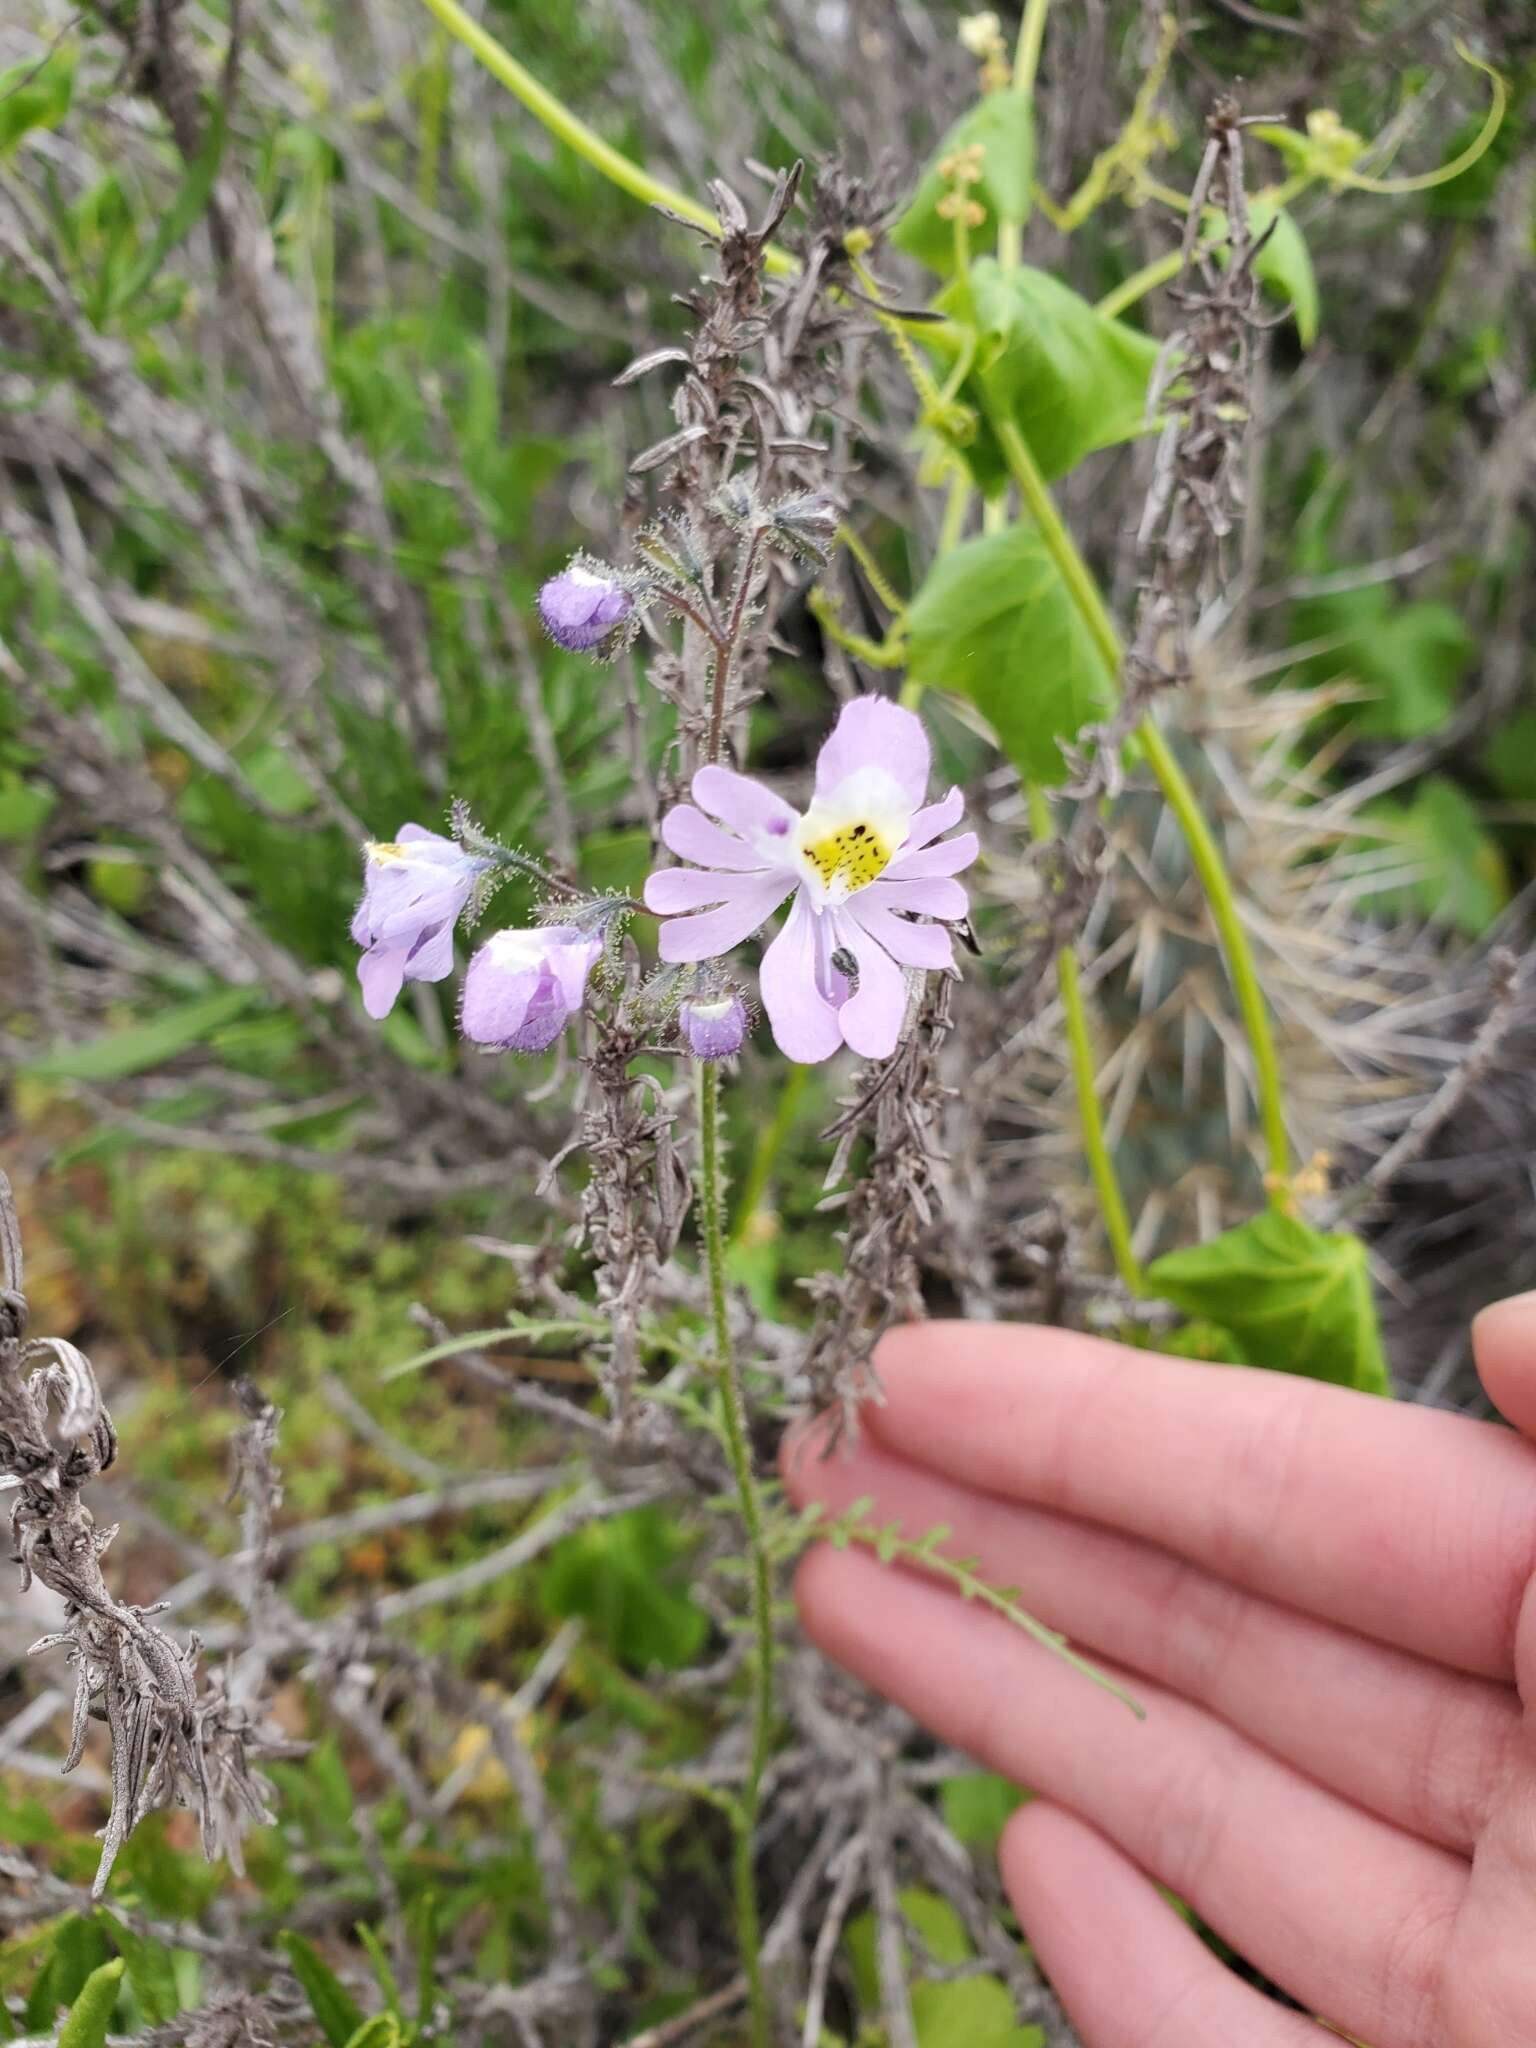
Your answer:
[22,985,261,1083]
[279,1932,365,2048]
[893,94,1035,275]
[1147,1212,1390,1394]
[907,521,1115,782]
[932,260,1162,490]
[57,1958,125,2048]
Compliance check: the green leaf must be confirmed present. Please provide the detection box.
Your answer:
[893,94,1035,276]
[1147,1212,1390,1395]
[1358,777,1510,938]
[0,49,75,159]
[538,1504,707,1672]
[279,1932,365,2048]
[846,1891,1042,2047]
[103,1914,181,2026]
[940,1772,1029,1852]
[932,260,1162,491]
[57,1958,126,2048]
[0,773,55,841]
[1249,201,1319,348]
[111,104,229,314]
[1482,710,1536,801]
[906,522,1115,781]
[355,1922,403,2020]
[21,985,261,1083]
[341,2020,404,2048]
[1292,587,1473,740]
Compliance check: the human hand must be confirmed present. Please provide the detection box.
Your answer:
[783,1296,1536,2046]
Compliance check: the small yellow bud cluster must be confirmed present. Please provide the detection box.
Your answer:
[935,143,988,228]
[1264,1151,1333,1205]
[958,10,1010,91]
[1305,108,1367,181]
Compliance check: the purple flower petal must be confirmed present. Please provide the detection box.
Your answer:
[759,896,844,1064]
[845,898,955,971]
[692,764,798,842]
[884,830,979,882]
[645,868,763,914]
[866,874,968,920]
[656,871,795,963]
[814,697,930,811]
[406,920,457,983]
[660,803,772,872]
[900,786,965,852]
[461,926,601,1051]
[830,910,909,1059]
[358,944,409,1020]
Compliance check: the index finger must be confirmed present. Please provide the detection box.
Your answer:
[855,1323,1536,1681]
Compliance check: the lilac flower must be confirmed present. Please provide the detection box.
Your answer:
[679,990,749,1060]
[537,562,634,655]
[643,698,978,1064]
[460,925,603,1052]
[350,826,488,1021]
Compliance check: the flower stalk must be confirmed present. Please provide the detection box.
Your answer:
[696,1057,773,2048]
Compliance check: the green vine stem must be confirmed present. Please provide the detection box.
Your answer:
[697,1059,774,2048]
[1026,785,1146,1293]
[411,0,796,277]
[992,415,1292,1192]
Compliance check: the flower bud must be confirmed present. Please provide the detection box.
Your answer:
[537,562,634,655]
[768,493,839,565]
[679,990,749,1061]
[461,925,603,1053]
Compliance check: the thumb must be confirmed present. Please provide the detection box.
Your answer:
[1472,1290,1536,1443]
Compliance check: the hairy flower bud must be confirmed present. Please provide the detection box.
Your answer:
[461,925,603,1053]
[769,493,839,564]
[537,561,634,655]
[351,826,489,1020]
[679,990,749,1060]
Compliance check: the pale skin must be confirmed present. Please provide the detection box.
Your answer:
[783,1292,1536,2047]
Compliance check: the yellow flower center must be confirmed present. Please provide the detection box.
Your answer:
[802,819,893,893]
[366,840,408,864]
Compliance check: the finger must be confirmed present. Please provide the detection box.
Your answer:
[1432,1299,1536,2043]
[797,1544,1466,2048]
[781,1427,1517,1854]
[857,1322,1536,1680]
[1000,1803,1330,2048]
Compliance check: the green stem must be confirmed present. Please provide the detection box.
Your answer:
[410,0,796,278]
[697,1061,773,2048]
[1134,721,1292,1184]
[994,416,1291,1191]
[1095,247,1183,321]
[1013,0,1052,98]
[1027,786,1146,1293]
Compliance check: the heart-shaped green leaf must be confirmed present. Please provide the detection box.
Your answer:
[1147,1212,1390,1395]
[906,522,1115,781]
